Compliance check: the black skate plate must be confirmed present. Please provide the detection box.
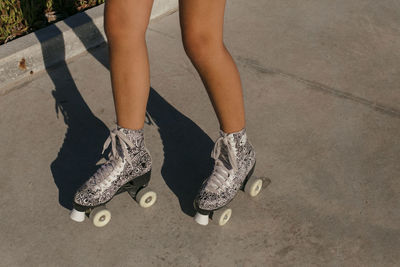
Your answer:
[72,170,152,212]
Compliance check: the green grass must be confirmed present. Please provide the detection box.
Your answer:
[0,0,104,45]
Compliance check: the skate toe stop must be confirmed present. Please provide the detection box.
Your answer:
[194,212,209,226]
[70,208,85,222]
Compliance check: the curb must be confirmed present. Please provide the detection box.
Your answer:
[0,0,178,95]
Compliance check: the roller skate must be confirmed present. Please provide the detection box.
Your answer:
[70,125,157,227]
[194,128,270,226]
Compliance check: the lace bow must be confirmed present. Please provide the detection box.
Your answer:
[101,127,139,168]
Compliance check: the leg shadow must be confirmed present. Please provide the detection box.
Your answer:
[146,88,214,216]
[34,23,109,210]
[63,11,109,69]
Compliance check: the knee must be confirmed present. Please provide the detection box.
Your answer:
[104,10,148,42]
[181,30,224,61]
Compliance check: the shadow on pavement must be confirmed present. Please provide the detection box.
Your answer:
[146,88,214,216]
[34,19,109,210]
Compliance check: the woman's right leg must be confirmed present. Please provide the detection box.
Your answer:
[104,0,154,130]
[70,1,156,224]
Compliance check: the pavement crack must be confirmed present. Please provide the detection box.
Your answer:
[236,56,400,119]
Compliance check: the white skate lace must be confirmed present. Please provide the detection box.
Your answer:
[207,135,239,193]
[92,128,138,181]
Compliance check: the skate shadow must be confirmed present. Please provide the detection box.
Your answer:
[34,13,110,210]
[146,88,214,216]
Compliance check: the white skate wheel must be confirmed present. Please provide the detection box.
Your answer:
[194,212,209,226]
[212,208,232,226]
[244,176,263,197]
[90,206,111,227]
[70,208,85,222]
[136,188,157,208]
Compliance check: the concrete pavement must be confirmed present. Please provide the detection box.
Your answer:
[1,0,399,266]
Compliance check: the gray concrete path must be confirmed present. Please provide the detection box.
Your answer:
[1,0,399,266]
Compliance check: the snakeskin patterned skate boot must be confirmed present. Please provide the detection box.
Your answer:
[194,128,266,226]
[70,125,156,227]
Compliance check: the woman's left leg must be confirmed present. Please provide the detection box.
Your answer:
[179,0,258,225]
[179,0,245,134]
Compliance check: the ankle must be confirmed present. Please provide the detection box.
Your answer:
[219,127,246,136]
[116,124,145,147]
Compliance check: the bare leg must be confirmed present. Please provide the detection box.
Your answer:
[179,0,245,133]
[71,1,157,223]
[104,0,154,130]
